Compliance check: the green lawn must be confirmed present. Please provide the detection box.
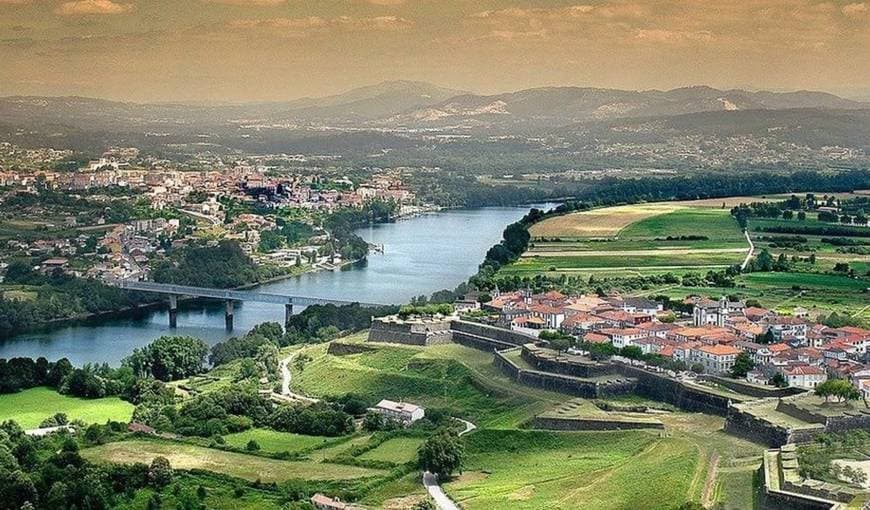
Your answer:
[222,428,338,454]
[358,437,424,464]
[0,387,134,429]
[445,429,701,510]
[82,439,387,483]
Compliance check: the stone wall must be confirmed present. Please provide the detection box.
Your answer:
[725,404,792,447]
[367,319,453,346]
[450,320,537,346]
[453,331,517,352]
[327,342,376,356]
[493,350,635,398]
[615,364,733,416]
[707,376,805,399]
[528,416,664,431]
[776,398,829,425]
[520,345,615,378]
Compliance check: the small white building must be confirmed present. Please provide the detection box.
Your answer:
[373,399,425,425]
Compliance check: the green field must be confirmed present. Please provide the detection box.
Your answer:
[511,204,747,277]
[290,341,556,427]
[0,387,134,429]
[620,208,744,241]
[358,437,425,464]
[445,429,702,510]
[222,428,337,454]
[82,439,388,483]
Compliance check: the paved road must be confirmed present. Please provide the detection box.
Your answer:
[422,417,476,510]
[423,471,460,510]
[740,229,755,270]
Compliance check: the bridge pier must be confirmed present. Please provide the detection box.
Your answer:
[225,300,235,330]
[284,304,294,326]
[168,295,178,328]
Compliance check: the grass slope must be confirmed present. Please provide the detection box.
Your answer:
[222,428,337,455]
[446,429,699,510]
[82,439,387,483]
[0,386,133,429]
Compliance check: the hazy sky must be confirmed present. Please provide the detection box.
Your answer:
[1,0,869,102]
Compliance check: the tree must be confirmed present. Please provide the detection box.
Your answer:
[148,456,173,487]
[816,379,861,403]
[418,431,464,478]
[124,336,209,381]
[690,363,705,374]
[255,343,279,380]
[620,345,644,360]
[246,440,260,451]
[770,372,788,388]
[730,352,755,378]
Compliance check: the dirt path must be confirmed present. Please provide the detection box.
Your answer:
[423,418,476,510]
[274,353,320,404]
[740,230,754,270]
[701,453,720,507]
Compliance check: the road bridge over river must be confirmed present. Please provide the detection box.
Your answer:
[111,280,384,329]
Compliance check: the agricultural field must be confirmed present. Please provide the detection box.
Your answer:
[358,436,425,464]
[222,428,338,454]
[0,386,134,429]
[82,439,388,483]
[511,202,748,277]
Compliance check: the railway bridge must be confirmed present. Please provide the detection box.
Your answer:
[111,280,384,329]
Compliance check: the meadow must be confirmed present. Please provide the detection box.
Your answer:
[0,386,134,429]
[445,429,702,510]
[82,439,388,483]
[222,428,339,455]
[358,437,425,464]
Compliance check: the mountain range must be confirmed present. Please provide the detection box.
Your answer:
[1,81,867,131]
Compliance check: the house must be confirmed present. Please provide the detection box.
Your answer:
[689,344,741,374]
[611,297,662,315]
[779,365,827,389]
[599,327,647,349]
[528,304,565,329]
[765,316,808,342]
[311,493,348,510]
[372,399,424,425]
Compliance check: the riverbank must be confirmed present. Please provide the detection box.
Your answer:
[0,206,537,365]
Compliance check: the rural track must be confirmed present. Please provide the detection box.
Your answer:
[740,230,754,271]
[422,417,477,510]
[274,353,320,404]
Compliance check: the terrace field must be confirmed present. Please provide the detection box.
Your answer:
[0,386,134,429]
[222,428,339,455]
[82,439,388,483]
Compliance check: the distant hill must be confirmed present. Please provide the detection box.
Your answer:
[386,86,869,129]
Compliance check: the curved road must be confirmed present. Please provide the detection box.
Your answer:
[740,229,755,271]
[422,417,477,510]
[275,353,319,404]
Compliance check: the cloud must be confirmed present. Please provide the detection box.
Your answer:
[55,0,134,15]
[364,0,406,5]
[0,0,32,4]
[200,0,286,5]
[229,15,414,33]
[842,3,867,16]
[635,29,715,44]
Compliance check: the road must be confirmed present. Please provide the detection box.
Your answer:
[740,229,755,271]
[422,417,476,510]
[274,353,319,404]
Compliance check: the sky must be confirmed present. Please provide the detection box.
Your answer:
[1,0,869,102]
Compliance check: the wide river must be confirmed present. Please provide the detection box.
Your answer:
[0,206,543,365]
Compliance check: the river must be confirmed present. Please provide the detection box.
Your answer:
[0,206,541,365]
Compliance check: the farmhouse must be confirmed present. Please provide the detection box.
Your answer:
[372,399,424,425]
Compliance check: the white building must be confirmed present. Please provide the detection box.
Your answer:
[373,399,425,425]
[779,365,827,389]
[689,344,741,374]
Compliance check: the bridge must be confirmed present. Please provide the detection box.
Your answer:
[111,280,385,329]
